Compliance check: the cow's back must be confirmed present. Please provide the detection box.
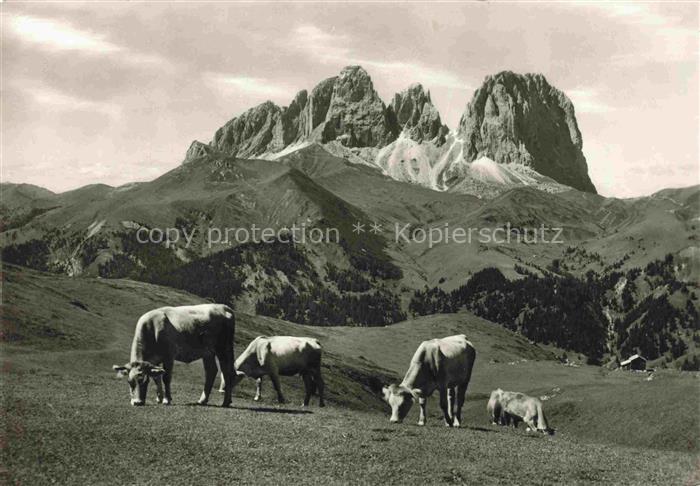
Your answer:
[141,304,234,362]
[435,335,475,385]
[268,336,322,375]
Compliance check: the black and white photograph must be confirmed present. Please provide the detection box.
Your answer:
[1,1,699,484]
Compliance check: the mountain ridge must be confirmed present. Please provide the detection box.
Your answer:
[187,66,597,197]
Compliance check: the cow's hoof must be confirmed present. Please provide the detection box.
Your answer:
[221,402,231,408]
[417,421,425,427]
[319,402,325,408]
[218,389,225,394]
[162,399,172,406]
[253,396,261,402]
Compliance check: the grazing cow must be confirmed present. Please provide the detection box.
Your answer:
[487,389,554,435]
[113,304,236,407]
[223,336,325,407]
[382,335,476,427]
[487,389,507,425]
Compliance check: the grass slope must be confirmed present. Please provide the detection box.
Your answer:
[1,265,698,484]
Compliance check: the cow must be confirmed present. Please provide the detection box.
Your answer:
[382,334,476,427]
[487,389,555,435]
[221,336,325,407]
[112,304,236,407]
[487,389,507,425]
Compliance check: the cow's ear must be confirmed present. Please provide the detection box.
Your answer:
[381,386,390,401]
[147,366,165,377]
[113,365,129,378]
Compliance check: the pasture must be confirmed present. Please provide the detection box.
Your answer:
[1,265,698,484]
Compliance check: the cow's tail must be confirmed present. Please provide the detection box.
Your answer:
[223,306,236,375]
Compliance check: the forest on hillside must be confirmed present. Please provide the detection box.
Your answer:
[409,255,700,368]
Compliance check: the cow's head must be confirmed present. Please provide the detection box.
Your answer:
[382,384,418,423]
[112,362,165,406]
[234,337,269,378]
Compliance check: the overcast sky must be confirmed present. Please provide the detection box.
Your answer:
[2,2,698,197]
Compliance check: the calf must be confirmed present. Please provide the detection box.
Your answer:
[222,336,325,407]
[487,389,555,435]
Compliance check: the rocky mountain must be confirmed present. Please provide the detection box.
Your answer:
[390,83,448,145]
[458,71,596,193]
[210,66,400,158]
[195,66,597,197]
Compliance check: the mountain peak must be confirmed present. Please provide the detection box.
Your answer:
[458,71,596,193]
[390,83,447,144]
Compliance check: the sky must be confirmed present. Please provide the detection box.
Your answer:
[1,2,698,198]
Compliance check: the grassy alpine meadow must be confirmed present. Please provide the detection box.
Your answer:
[1,265,699,485]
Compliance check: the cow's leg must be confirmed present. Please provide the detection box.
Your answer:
[215,349,233,407]
[310,367,325,407]
[418,397,427,426]
[439,385,452,427]
[162,358,174,405]
[154,375,164,404]
[198,355,218,406]
[301,373,313,407]
[254,377,263,401]
[270,373,286,404]
[447,387,455,423]
[523,412,538,432]
[218,372,226,393]
[454,383,468,428]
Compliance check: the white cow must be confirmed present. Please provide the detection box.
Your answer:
[382,334,476,426]
[113,304,236,407]
[221,336,325,407]
[487,389,555,435]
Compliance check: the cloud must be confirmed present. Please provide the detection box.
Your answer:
[5,13,172,68]
[7,13,121,53]
[291,24,471,91]
[203,72,296,101]
[575,3,697,65]
[566,89,613,114]
[293,25,351,62]
[21,84,123,120]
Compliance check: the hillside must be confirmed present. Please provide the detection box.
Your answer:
[1,265,697,484]
[2,149,698,364]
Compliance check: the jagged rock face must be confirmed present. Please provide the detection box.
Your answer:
[319,66,398,147]
[210,66,398,156]
[212,101,287,157]
[391,84,448,144]
[457,71,596,193]
[183,140,214,163]
[299,77,336,139]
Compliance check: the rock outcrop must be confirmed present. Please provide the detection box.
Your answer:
[183,140,214,162]
[390,83,448,144]
[457,71,596,193]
